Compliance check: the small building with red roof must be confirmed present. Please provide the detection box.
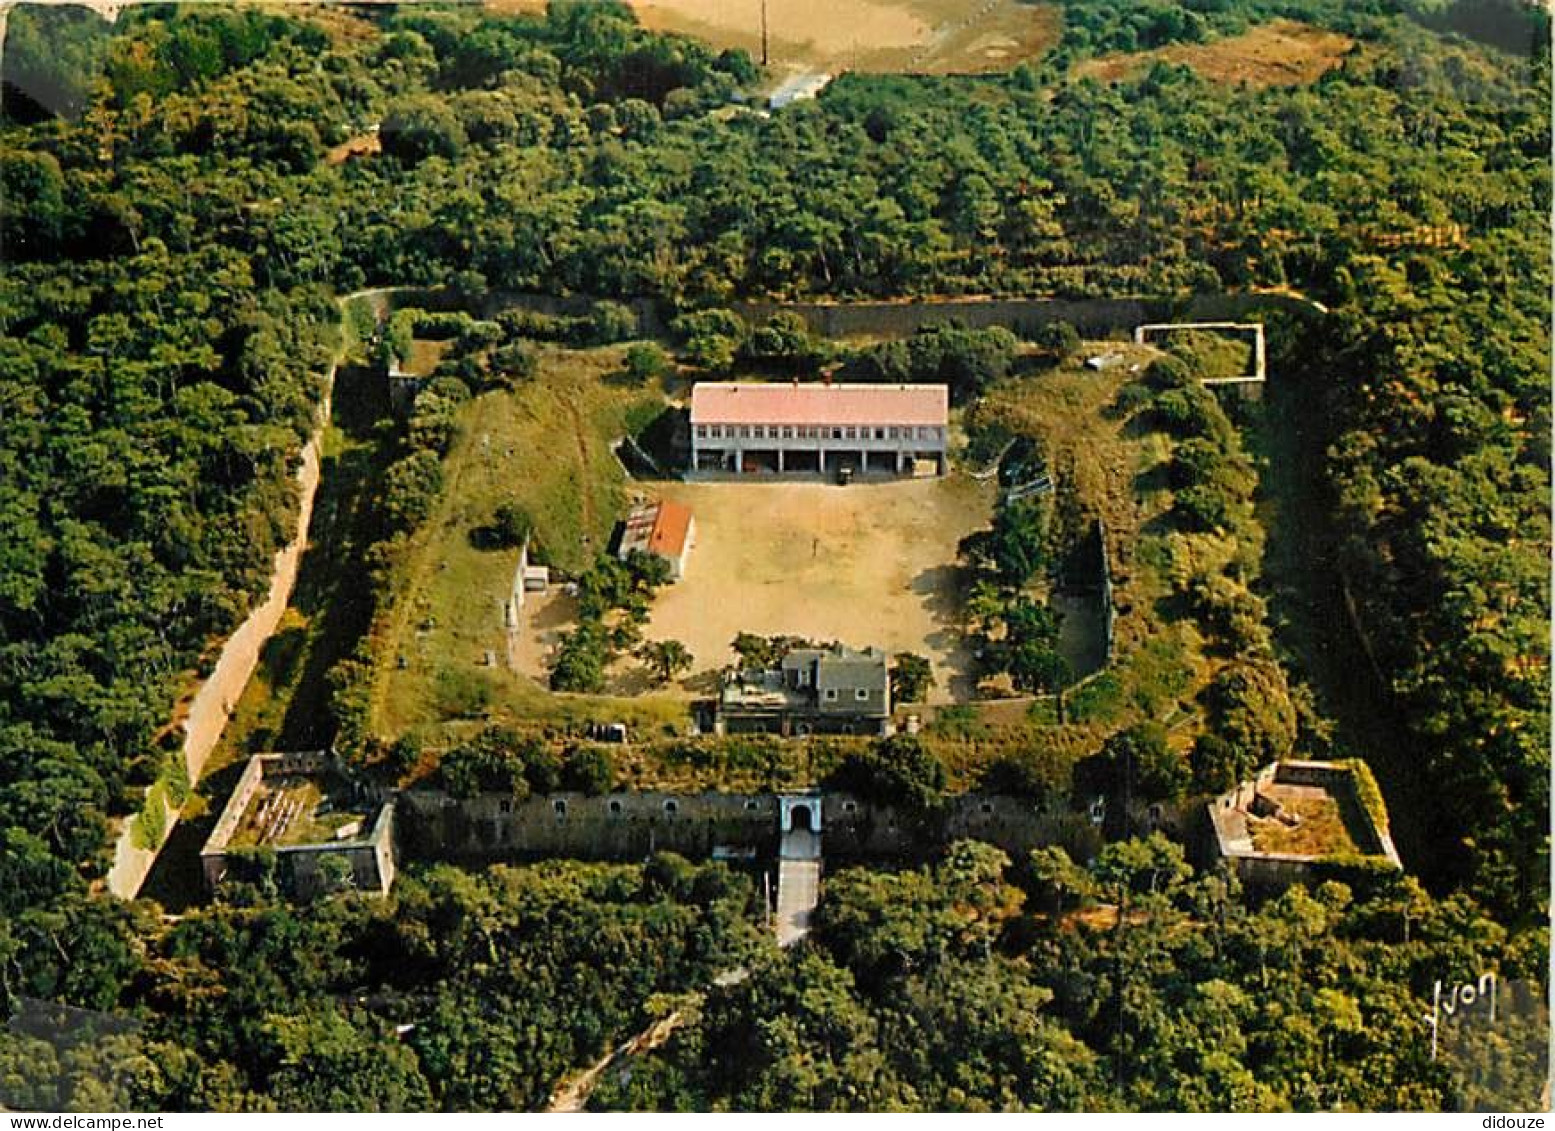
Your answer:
[689,381,949,478]
[618,499,696,580]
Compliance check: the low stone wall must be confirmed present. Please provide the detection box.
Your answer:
[735,291,1326,341]
[107,389,332,900]
[199,753,396,899]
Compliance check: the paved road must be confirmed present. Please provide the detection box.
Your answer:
[776,829,821,948]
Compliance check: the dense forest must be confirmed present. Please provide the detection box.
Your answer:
[0,0,1547,1111]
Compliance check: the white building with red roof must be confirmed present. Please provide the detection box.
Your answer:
[618,499,695,580]
[689,381,949,477]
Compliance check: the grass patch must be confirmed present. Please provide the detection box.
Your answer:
[372,345,678,740]
[1066,670,1126,726]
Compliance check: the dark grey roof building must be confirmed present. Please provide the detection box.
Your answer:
[717,644,892,736]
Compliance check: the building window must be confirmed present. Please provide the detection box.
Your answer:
[709,425,721,439]
[742,425,753,438]
[783,426,794,439]
[609,800,623,817]
[842,801,857,813]
[855,688,870,701]
[832,427,843,440]
[554,799,568,818]
[824,688,839,701]
[499,799,511,814]
[981,802,994,815]
[664,799,679,816]
[745,800,760,811]
[875,428,885,440]
[695,425,707,439]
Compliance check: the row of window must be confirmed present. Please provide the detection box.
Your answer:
[695,424,943,442]
[823,687,873,702]
[497,797,767,818]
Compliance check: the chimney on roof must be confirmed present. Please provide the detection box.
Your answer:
[823,370,832,387]
[792,376,799,388]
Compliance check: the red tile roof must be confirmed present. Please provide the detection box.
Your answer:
[620,500,693,561]
[691,382,948,427]
[648,500,692,559]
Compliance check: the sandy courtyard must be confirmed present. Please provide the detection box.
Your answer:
[639,476,993,703]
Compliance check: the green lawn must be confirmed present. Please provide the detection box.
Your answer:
[372,345,688,741]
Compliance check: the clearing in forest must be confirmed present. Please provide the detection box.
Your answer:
[1075,19,1355,88]
[488,0,1062,75]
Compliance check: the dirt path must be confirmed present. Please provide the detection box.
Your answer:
[563,392,596,541]
[107,288,403,900]
[547,1011,688,1113]
[547,964,751,1112]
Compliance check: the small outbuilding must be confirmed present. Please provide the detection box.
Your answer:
[618,499,695,580]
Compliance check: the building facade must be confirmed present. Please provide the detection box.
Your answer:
[716,643,892,735]
[689,382,949,477]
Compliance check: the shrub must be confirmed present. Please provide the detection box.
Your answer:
[622,342,670,384]
[561,744,614,794]
[1032,320,1080,358]
[588,300,639,344]
[382,450,444,533]
[980,754,1054,802]
[824,734,947,820]
[490,502,531,549]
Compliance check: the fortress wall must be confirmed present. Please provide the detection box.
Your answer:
[735,292,1324,341]
[399,789,1080,866]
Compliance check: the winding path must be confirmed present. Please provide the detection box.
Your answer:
[107,288,395,899]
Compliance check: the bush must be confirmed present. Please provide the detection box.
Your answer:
[1199,659,1297,783]
[979,755,1054,802]
[1032,320,1080,358]
[382,450,444,533]
[1111,380,1155,418]
[432,665,493,720]
[824,734,947,821]
[1143,354,1194,391]
[490,502,531,549]
[561,744,614,794]
[670,307,745,344]
[439,733,529,799]
[492,340,537,380]
[131,790,169,851]
[1072,722,1187,804]
[622,342,670,384]
[588,300,639,344]
[1153,386,1222,439]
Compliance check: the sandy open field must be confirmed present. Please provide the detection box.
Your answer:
[633,476,994,703]
[487,0,1061,75]
[1076,19,1354,88]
